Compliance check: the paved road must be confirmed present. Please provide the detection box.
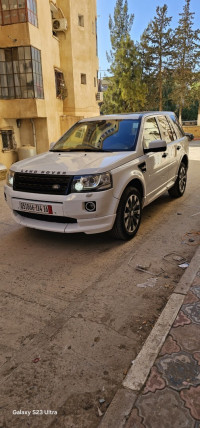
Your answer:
[0,143,200,427]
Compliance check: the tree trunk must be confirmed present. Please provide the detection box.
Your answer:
[197,106,200,126]
[159,81,163,111]
[159,58,162,111]
[179,104,182,124]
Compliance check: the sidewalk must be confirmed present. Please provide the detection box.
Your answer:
[99,245,200,428]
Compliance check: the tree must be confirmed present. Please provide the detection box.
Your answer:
[102,36,147,114]
[107,0,134,60]
[172,0,200,123]
[140,4,173,111]
[102,0,147,114]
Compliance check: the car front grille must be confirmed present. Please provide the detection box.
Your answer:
[15,211,77,224]
[13,173,73,195]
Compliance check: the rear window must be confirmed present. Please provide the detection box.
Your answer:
[170,114,184,139]
[157,116,174,142]
[51,119,141,152]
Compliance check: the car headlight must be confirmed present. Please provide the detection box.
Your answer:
[6,170,15,187]
[71,172,112,192]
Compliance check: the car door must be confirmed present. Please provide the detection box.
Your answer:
[142,116,170,202]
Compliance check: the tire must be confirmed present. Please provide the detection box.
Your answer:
[168,162,187,198]
[111,187,142,240]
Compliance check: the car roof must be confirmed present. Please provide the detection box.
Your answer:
[79,112,175,122]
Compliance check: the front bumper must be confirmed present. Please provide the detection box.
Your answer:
[4,185,118,234]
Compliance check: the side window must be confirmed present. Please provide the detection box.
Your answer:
[157,116,173,143]
[143,117,161,149]
[170,114,184,139]
[55,69,67,100]
[78,15,84,27]
[166,116,177,141]
[81,73,86,84]
[1,130,15,150]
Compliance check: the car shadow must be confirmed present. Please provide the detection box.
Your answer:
[18,191,176,250]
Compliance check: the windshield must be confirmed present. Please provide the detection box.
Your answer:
[51,119,141,152]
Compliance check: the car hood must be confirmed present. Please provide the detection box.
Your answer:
[11,150,138,175]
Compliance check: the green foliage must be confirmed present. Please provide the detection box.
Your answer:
[102,0,200,121]
[102,36,147,114]
[102,0,146,114]
[140,4,173,110]
[182,101,199,121]
[108,0,134,56]
[171,0,200,121]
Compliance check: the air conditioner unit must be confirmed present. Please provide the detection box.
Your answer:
[52,18,68,32]
[96,92,103,102]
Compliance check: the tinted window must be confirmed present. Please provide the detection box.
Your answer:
[143,117,161,149]
[170,114,184,139]
[52,120,141,152]
[166,116,177,140]
[158,116,173,143]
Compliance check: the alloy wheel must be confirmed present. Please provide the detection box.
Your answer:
[179,165,187,194]
[124,194,141,233]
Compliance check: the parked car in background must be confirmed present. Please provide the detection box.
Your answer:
[4,112,192,240]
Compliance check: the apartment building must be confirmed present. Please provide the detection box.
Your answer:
[0,0,100,169]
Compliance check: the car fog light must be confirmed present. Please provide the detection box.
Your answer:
[85,201,96,212]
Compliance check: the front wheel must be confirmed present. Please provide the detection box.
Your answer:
[111,187,142,240]
[168,162,187,198]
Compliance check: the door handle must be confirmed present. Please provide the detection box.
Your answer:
[162,153,168,158]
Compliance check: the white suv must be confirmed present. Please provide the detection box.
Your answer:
[4,112,191,240]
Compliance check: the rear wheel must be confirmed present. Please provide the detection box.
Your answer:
[111,187,142,240]
[168,162,187,198]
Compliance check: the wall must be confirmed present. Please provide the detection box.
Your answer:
[28,0,63,146]
[182,126,200,139]
[34,118,49,153]
[19,120,34,147]
[58,0,99,118]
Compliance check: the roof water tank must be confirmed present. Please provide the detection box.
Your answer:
[18,146,36,161]
[0,163,7,180]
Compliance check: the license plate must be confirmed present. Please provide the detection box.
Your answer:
[19,202,53,214]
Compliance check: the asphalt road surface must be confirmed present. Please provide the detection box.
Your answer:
[0,142,200,428]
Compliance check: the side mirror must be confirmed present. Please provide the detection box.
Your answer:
[144,140,167,153]
[49,142,55,150]
[184,133,194,141]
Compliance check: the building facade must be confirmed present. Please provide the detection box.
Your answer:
[0,0,100,168]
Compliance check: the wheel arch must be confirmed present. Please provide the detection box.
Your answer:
[181,155,189,169]
[123,178,144,199]
[115,177,145,213]
[111,181,143,240]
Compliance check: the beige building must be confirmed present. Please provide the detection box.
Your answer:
[0,0,100,169]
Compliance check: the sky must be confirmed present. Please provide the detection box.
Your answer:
[96,0,200,76]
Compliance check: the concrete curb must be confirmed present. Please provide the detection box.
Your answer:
[99,245,200,428]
